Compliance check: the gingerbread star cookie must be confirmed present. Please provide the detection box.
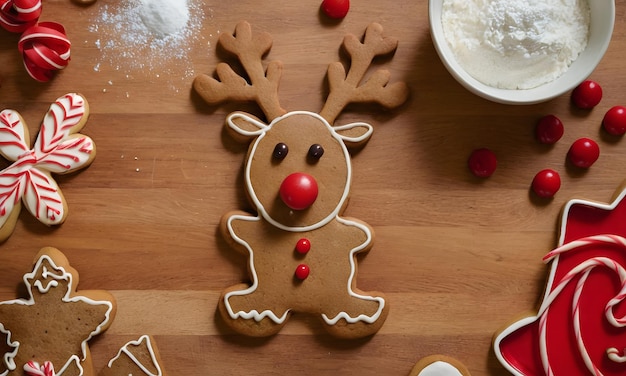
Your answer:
[0,247,116,376]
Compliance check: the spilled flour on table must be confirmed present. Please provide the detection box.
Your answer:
[87,0,211,94]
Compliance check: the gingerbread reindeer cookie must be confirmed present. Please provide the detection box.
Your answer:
[0,247,116,376]
[194,21,408,338]
[0,93,95,243]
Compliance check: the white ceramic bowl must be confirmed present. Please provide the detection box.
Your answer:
[428,0,615,105]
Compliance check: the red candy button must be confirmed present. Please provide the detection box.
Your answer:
[532,169,561,198]
[18,22,71,82]
[603,106,626,136]
[279,172,318,210]
[468,148,497,178]
[295,238,311,254]
[295,264,310,280]
[572,80,602,109]
[568,138,600,168]
[321,0,350,19]
[535,115,564,144]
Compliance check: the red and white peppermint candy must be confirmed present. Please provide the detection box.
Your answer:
[18,22,71,82]
[24,360,55,376]
[0,0,41,33]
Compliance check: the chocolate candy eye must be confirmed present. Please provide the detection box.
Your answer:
[308,144,324,160]
[273,142,289,160]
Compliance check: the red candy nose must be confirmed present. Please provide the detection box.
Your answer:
[279,172,318,210]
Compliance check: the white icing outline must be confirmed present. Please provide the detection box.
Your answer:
[0,253,114,376]
[106,335,162,376]
[226,111,373,232]
[223,213,385,325]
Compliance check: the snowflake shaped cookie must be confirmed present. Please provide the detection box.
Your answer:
[0,93,95,242]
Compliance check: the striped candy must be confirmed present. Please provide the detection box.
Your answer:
[18,22,71,82]
[0,0,41,33]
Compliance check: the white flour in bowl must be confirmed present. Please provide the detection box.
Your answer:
[441,0,590,90]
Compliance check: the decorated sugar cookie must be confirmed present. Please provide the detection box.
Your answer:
[0,93,95,243]
[194,21,408,338]
[0,247,116,376]
[100,335,166,376]
[409,355,472,376]
[494,183,626,375]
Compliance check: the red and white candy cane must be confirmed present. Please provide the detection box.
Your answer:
[0,0,41,33]
[24,360,55,376]
[18,22,71,82]
[539,234,626,376]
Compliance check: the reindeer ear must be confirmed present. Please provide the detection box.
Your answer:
[333,122,373,148]
[226,111,270,142]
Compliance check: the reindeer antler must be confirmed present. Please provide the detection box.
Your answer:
[320,23,409,124]
[193,21,286,121]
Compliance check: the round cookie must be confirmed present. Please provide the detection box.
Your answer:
[409,355,472,376]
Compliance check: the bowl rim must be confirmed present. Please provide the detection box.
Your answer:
[428,0,616,105]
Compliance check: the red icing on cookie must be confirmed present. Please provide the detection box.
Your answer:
[494,185,626,375]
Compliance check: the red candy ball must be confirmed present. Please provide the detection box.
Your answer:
[535,115,564,144]
[321,0,350,19]
[603,105,626,136]
[295,238,311,254]
[571,80,602,109]
[568,138,600,168]
[295,264,310,280]
[279,172,319,210]
[468,148,497,178]
[532,169,561,198]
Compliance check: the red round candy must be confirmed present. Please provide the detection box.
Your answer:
[603,105,626,136]
[535,115,564,144]
[321,0,350,19]
[468,148,497,178]
[279,172,319,210]
[571,80,602,109]
[568,138,600,168]
[295,238,311,254]
[295,264,310,280]
[532,169,561,198]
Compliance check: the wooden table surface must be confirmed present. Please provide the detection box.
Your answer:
[1,0,626,375]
